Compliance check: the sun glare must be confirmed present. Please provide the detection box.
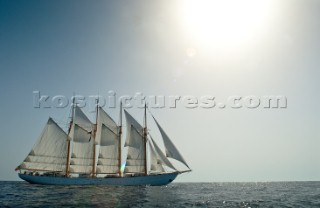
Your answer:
[181,0,275,47]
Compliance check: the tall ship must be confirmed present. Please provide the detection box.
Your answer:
[15,100,191,185]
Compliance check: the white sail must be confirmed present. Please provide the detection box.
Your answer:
[149,141,165,173]
[124,110,145,173]
[150,136,177,171]
[69,139,94,173]
[69,107,94,174]
[152,116,190,169]
[96,107,119,146]
[72,124,92,143]
[19,118,68,172]
[97,107,118,136]
[124,110,143,134]
[96,107,119,174]
[74,106,93,132]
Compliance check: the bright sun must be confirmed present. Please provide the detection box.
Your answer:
[181,0,275,47]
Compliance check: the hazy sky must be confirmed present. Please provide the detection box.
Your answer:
[1,0,320,182]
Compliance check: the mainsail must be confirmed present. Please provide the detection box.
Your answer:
[96,107,120,174]
[124,110,145,173]
[152,116,190,169]
[69,107,94,174]
[18,118,68,172]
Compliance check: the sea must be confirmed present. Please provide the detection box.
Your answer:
[1,181,319,207]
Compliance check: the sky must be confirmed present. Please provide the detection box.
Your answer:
[0,0,320,182]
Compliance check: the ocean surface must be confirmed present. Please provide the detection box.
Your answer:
[1,181,319,207]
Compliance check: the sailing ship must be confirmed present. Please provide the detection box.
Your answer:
[15,101,191,185]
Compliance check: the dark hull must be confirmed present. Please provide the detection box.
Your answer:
[18,173,178,186]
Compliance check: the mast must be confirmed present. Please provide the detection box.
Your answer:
[143,103,148,175]
[92,98,99,177]
[65,97,75,177]
[118,101,122,177]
